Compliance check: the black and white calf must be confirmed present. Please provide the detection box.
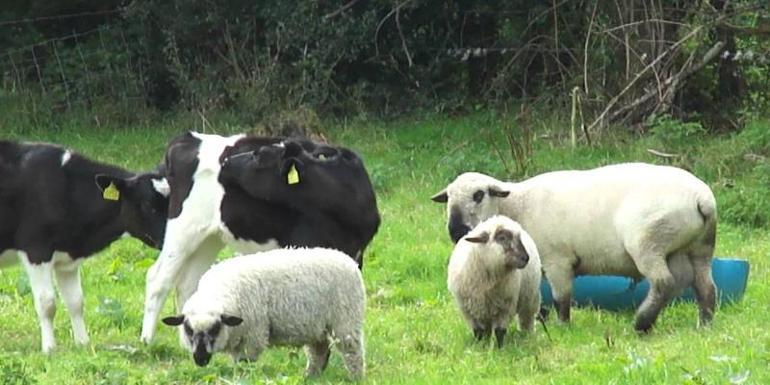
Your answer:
[140,132,379,344]
[218,138,380,262]
[0,140,169,353]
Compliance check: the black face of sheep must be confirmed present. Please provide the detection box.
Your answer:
[431,185,511,244]
[465,228,530,269]
[448,207,472,243]
[162,314,243,367]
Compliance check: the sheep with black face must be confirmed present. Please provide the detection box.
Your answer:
[433,163,716,333]
[447,215,542,348]
[162,247,365,379]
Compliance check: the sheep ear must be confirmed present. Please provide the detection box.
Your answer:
[221,315,243,326]
[431,189,448,203]
[464,232,489,243]
[488,186,510,198]
[162,315,185,326]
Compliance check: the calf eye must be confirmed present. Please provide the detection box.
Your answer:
[472,190,484,203]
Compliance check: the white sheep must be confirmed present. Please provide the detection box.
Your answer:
[447,215,542,347]
[448,215,542,347]
[432,162,717,332]
[162,247,365,380]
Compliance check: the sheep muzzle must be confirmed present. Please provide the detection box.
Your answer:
[193,346,212,366]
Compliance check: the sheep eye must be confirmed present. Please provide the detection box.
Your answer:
[472,190,484,203]
[494,230,512,242]
[183,323,193,336]
[208,322,221,338]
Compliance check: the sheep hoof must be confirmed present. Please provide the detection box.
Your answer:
[634,321,654,334]
[473,327,486,341]
[494,328,506,348]
[538,306,551,322]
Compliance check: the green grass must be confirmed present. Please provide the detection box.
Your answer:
[1,115,769,384]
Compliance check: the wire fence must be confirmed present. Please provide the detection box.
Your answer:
[1,10,146,117]
[1,9,768,120]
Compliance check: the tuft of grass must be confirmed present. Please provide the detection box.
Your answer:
[0,113,768,384]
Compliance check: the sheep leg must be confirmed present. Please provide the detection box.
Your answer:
[494,328,507,348]
[687,220,717,327]
[518,309,536,334]
[54,263,89,346]
[20,250,57,353]
[690,254,716,326]
[544,266,574,323]
[473,326,490,341]
[337,331,365,380]
[232,346,263,363]
[305,340,331,377]
[634,257,676,333]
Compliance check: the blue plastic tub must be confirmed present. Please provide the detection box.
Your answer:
[540,258,750,310]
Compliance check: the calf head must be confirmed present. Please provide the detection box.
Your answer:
[431,172,511,243]
[95,173,169,248]
[219,139,342,198]
[464,216,529,270]
[162,312,243,366]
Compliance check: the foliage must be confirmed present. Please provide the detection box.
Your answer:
[649,114,707,144]
[0,1,767,129]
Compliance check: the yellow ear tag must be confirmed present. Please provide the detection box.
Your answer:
[287,163,300,185]
[103,182,120,201]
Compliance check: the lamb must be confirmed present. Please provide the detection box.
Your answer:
[161,247,365,380]
[432,162,717,332]
[447,215,541,348]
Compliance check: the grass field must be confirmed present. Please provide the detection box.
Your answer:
[1,115,769,384]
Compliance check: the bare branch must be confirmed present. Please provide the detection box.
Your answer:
[395,3,413,67]
[586,14,728,132]
[646,148,679,158]
[323,0,361,20]
[583,1,599,94]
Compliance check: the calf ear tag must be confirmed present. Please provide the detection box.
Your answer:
[287,163,300,185]
[103,182,120,201]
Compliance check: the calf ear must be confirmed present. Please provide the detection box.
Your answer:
[162,315,185,326]
[464,232,489,243]
[221,315,243,326]
[281,159,305,185]
[95,174,125,191]
[95,174,127,200]
[488,186,510,198]
[431,189,448,203]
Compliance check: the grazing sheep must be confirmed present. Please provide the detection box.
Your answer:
[162,247,365,380]
[432,163,717,332]
[448,215,542,347]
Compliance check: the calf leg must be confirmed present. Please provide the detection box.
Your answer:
[54,264,89,345]
[305,340,331,376]
[633,257,676,333]
[141,227,208,344]
[174,237,223,310]
[20,252,57,353]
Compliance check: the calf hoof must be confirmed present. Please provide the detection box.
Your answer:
[140,333,154,345]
